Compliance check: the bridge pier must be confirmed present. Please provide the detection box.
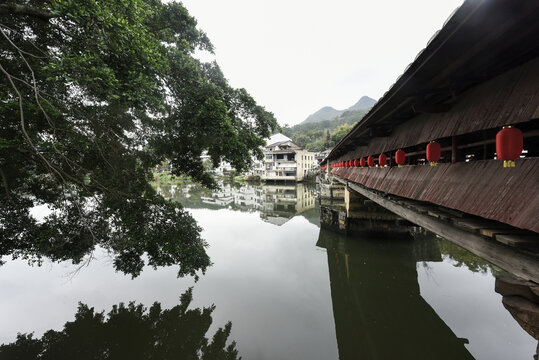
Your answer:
[319,182,345,201]
[320,183,412,237]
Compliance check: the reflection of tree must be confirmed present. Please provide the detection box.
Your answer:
[0,288,240,360]
[438,238,505,275]
[0,195,208,279]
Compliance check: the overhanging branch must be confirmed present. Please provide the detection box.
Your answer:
[0,3,56,21]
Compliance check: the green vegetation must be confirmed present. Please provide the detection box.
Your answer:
[282,109,368,151]
[0,0,278,277]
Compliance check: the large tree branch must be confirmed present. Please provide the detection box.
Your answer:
[0,168,11,201]
[0,3,56,21]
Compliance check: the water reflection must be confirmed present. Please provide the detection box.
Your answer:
[2,181,536,359]
[317,228,475,360]
[156,181,317,227]
[0,288,240,360]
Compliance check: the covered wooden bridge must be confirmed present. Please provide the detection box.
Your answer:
[321,0,539,281]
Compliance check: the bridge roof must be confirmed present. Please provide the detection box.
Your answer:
[326,0,539,163]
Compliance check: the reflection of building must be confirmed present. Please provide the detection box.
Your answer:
[158,181,317,226]
[201,187,234,206]
[262,137,316,182]
[166,182,316,226]
[317,229,474,360]
[259,183,316,226]
[233,185,260,210]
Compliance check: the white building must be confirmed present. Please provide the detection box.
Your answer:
[201,134,316,181]
[261,135,317,182]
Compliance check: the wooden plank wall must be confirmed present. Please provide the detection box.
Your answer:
[331,158,539,233]
[336,57,539,162]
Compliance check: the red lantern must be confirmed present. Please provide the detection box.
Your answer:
[496,126,523,167]
[395,150,405,168]
[345,161,349,168]
[349,160,353,167]
[360,157,366,167]
[367,156,374,167]
[354,159,359,167]
[426,141,441,166]
[379,154,387,167]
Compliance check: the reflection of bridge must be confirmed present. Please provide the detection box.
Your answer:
[320,0,539,282]
[317,229,475,360]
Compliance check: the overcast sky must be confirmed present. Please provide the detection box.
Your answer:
[181,0,464,126]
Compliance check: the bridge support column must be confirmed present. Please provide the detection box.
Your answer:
[320,182,345,200]
[321,185,413,237]
[345,185,363,218]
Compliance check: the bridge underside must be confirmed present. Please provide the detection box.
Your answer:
[330,157,539,233]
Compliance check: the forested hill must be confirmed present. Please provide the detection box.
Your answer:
[281,96,375,151]
[300,96,376,125]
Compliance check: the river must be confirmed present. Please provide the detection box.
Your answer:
[0,181,536,359]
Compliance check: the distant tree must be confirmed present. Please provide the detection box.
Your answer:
[283,109,368,151]
[330,124,354,147]
[280,123,292,137]
[0,0,278,277]
[325,129,331,149]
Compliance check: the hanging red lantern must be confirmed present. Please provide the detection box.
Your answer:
[360,157,366,167]
[349,160,353,167]
[345,161,349,168]
[354,159,359,167]
[496,126,523,167]
[395,150,405,168]
[426,141,441,166]
[367,156,374,168]
[378,154,387,167]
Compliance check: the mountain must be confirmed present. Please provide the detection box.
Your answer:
[299,96,376,125]
[347,96,376,111]
[302,106,343,124]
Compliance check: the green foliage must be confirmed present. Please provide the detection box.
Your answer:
[0,288,241,360]
[282,109,368,151]
[0,0,278,277]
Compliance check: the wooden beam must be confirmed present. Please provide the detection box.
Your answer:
[345,181,539,283]
[412,102,452,114]
[368,126,392,137]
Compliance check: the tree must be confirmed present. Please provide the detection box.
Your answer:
[330,124,354,147]
[0,1,278,277]
[325,129,330,149]
[0,288,241,360]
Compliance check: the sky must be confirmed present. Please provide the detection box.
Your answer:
[181,0,465,126]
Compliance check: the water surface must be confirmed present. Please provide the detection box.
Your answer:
[0,182,535,359]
